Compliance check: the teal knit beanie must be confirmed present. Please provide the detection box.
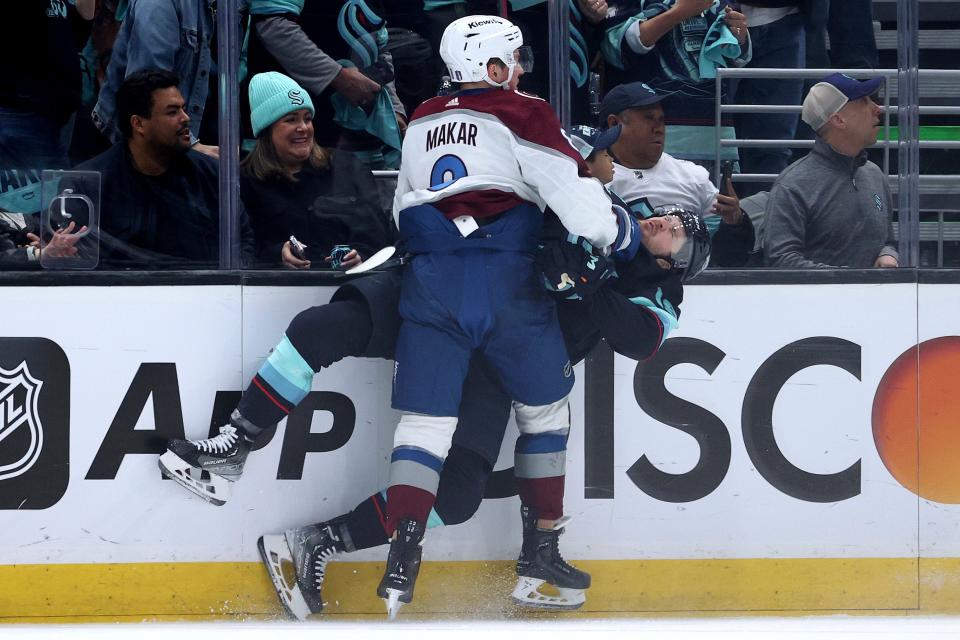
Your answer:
[249,72,315,137]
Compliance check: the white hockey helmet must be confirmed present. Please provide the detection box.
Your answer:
[439,15,531,88]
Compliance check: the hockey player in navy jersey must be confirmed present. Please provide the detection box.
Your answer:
[253,203,709,620]
[377,14,641,616]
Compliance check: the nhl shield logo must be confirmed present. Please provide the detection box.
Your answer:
[0,362,44,481]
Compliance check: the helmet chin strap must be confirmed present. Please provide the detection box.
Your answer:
[483,63,516,89]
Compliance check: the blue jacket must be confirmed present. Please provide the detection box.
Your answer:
[92,0,215,144]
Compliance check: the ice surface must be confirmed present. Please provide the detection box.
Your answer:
[2,617,960,640]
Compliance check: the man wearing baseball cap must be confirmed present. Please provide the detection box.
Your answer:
[763,73,898,269]
[600,81,755,268]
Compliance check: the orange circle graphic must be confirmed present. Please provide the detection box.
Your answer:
[872,336,960,503]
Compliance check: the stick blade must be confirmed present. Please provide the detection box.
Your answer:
[345,246,397,275]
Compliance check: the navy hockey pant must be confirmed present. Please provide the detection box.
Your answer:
[387,203,574,532]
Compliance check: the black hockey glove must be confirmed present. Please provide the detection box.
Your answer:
[538,234,614,300]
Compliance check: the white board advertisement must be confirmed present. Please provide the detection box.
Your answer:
[0,282,957,567]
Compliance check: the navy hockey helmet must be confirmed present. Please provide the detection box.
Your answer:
[649,205,711,281]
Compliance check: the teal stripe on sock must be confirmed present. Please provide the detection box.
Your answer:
[258,360,309,406]
[426,507,444,530]
[266,335,314,393]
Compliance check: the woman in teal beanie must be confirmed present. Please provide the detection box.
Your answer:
[240,72,392,269]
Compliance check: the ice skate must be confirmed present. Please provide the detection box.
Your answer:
[258,516,352,620]
[376,519,425,620]
[158,424,251,506]
[512,506,591,610]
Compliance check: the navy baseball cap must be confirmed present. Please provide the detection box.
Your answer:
[599,82,665,123]
[569,124,622,159]
[802,73,883,130]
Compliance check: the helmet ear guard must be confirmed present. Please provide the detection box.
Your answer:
[439,15,527,88]
[649,205,711,281]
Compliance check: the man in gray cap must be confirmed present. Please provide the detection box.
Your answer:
[763,73,899,268]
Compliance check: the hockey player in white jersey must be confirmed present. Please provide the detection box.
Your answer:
[377,14,641,617]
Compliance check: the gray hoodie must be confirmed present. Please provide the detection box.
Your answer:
[763,139,898,268]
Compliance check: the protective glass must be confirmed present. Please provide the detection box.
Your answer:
[39,170,101,270]
[514,46,534,74]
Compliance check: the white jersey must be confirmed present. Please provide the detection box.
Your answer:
[392,88,617,249]
[608,152,718,224]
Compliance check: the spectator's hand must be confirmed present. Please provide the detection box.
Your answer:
[281,241,311,269]
[27,221,86,258]
[724,7,749,44]
[332,67,381,107]
[675,0,715,19]
[324,249,362,270]
[576,0,608,23]
[712,178,745,224]
[397,114,408,138]
[193,142,220,159]
[874,255,899,268]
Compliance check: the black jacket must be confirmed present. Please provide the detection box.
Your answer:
[71,144,256,269]
[239,150,392,268]
[0,211,38,270]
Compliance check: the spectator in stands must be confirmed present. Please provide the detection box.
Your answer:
[0,210,84,270]
[504,0,610,125]
[568,123,622,184]
[422,1,469,57]
[243,0,407,171]
[0,0,95,172]
[601,0,750,173]
[764,74,898,268]
[734,1,807,196]
[601,82,755,267]
[92,0,219,158]
[240,72,390,269]
[806,0,878,71]
[74,69,254,269]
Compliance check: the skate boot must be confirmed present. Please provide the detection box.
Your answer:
[512,505,591,610]
[158,424,252,506]
[258,516,354,620]
[376,518,426,620]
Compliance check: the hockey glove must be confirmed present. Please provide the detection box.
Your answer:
[539,234,614,300]
[611,204,642,262]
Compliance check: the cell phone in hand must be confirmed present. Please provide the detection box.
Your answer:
[719,160,734,195]
[289,235,307,260]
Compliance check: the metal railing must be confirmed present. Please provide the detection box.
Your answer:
[713,68,960,182]
[714,67,960,268]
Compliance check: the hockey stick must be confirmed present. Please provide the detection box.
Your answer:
[343,246,399,275]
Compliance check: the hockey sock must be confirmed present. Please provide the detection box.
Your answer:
[514,429,569,521]
[234,298,373,436]
[339,444,491,548]
[385,482,439,536]
[336,491,448,552]
[384,414,457,534]
[341,492,390,550]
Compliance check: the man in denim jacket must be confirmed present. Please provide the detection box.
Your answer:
[92,0,220,158]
